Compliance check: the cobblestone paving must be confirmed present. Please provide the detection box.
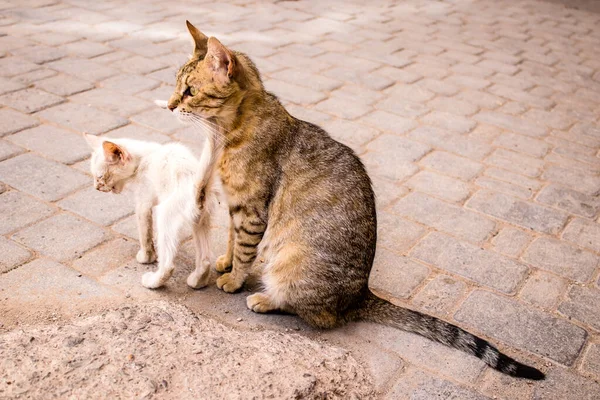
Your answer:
[1,0,600,398]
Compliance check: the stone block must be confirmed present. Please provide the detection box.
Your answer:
[563,218,600,253]
[412,275,467,317]
[7,125,89,164]
[406,171,471,203]
[369,249,430,299]
[57,187,135,226]
[36,103,128,135]
[0,237,31,273]
[419,151,483,181]
[520,271,568,309]
[559,286,600,331]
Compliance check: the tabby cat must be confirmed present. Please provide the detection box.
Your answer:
[165,20,544,380]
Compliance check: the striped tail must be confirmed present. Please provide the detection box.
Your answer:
[350,292,545,380]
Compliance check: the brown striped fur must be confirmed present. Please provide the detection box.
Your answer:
[166,21,544,380]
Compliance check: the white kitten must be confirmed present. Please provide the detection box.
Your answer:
[84,134,218,290]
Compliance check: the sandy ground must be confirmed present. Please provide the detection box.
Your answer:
[0,301,374,399]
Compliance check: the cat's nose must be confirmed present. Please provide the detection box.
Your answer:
[168,104,177,111]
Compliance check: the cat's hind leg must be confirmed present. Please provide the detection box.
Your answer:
[141,203,185,289]
[187,215,212,289]
[135,201,156,264]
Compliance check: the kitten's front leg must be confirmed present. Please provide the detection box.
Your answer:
[136,201,156,264]
[216,211,265,293]
[187,216,212,289]
[215,216,234,272]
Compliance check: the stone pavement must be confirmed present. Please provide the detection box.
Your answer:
[1,0,600,398]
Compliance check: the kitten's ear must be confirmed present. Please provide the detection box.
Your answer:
[102,141,130,165]
[206,37,236,81]
[84,133,102,149]
[186,20,208,59]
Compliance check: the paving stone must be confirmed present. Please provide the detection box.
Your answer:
[412,275,467,317]
[366,134,430,162]
[0,258,122,305]
[264,79,326,105]
[485,149,544,177]
[533,367,600,400]
[523,108,574,130]
[457,89,505,109]
[61,40,113,58]
[369,250,430,299]
[37,103,128,135]
[563,218,600,253]
[46,58,119,81]
[111,214,138,240]
[57,187,135,226]
[582,343,600,376]
[361,110,418,135]
[412,232,527,293]
[7,125,89,164]
[349,323,486,385]
[421,111,477,134]
[0,139,24,161]
[0,190,56,235]
[493,133,549,158]
[406,171,471,203]
[542,166,600,196]
[330,85,384,105]
[377,211,426,254]
[130,108,183,134]
[445,74,491,90]
[100,73,160,95]
[520,271,568,309]
[0,237,32,274]
[70,88,152,117]
[0,77,26,96]
[34,74,94,96]
[0,153,88,202]
[427,97,479,116]
[455,290,587,365]
[537,184,600,219]
[489,84,554,110]
[389,368,489,400]
[409,126,492,160]
[468,190,568,234]
[103,123,171,144]
[0,56,41,77]
[12,67,59,84]
[385,84,435,103]
[419,151,483,181]
[361,150,419,181]
[111,54,170,75]
[375,97,430,118]
[480,368,535,400]
[0,88,64,114]
[12,213,110,262]
[319,119,379,152]
[11,44,68,64]
[71,237,138,278]
[559,286,600,331]
[270,68,342,92]
[474,111,548,138]
[314,96,371,119]
[483,167,543,192]
[491,228,532,258]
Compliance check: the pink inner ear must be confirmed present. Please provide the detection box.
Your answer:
[102,141,129,164]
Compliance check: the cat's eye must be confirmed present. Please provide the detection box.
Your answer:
[184,87,198,97]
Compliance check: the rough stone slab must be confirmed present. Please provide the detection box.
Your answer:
[533,367,600,400]
[419,151,483,181]
[385,84,435,103]
[428,96,479,116]
[412,275,467,317]
[377,211,426,254]
[408,126,492,160]
[369,249,430,299]
[314,96,371,120]
[110,214,138,240]
[485,149,544,177]
[370,177,408,210]
[7,125,89,164]
[474,111,548,137]
[99,73,160,95]
[484,167,543,191]
[103,123,171,144]
[559,286,600,331]
[491,228,532,258]
[563,218,600,253]
[421,111,477,134]
[0,108,38,137]
[69,88,153,117]
[392,192,496,244]
[390,368,490,400]
[320,119,379,152]
[0,76,26,96]
[455,290,587,365]
[271,68,342,92]
[467,190,568,234]
[475,176,534,199]
[537,184,600,219]
[130,108,184,134]
[366,134,430,162]
[406,171,471,203]
[0,154,88,201]
[264,79,326,105]
[542,166,600,196]
[582,343,600,376]
[72,237,138,278]
[0,56,41,77]
[0,190,55,235]
[411,232,528,293]
[0,139,24,161]
[57,187,135,226]
[46,58,119,82]
[12,213,110,262]
[361,150,419,181]
[362,110,418,135]
[0,237,32,273]
[523,237,598,282]
[493,133,550,158]
[520,271,568,309]
[37,103,128,135]
[33,74,95,96]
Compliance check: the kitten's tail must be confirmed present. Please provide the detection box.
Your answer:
[349,292,545,380]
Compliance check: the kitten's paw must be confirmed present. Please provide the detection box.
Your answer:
[246,293,276,313]
[187,269,210,289]
[136,249,157,264]
[141,271,167,289]
[215,255,232,273]
[216,273,242,293]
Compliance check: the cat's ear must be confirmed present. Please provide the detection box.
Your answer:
[102,141,130,165]
[186,20,208,59]
[84,133,102,149]
[206,36,236,81]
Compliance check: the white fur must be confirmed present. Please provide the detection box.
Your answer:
[84,133,217,289]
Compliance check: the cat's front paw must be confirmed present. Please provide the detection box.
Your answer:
[142,271,165,289]
[187,268,210,289]
[136,249,157,264]
[246,293,275,313]
[215,254,232,273]
[216,273,243,293]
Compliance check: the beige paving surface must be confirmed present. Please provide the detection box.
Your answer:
[0,0,599,398]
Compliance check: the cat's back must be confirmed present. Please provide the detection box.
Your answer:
[145,142,200,193]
